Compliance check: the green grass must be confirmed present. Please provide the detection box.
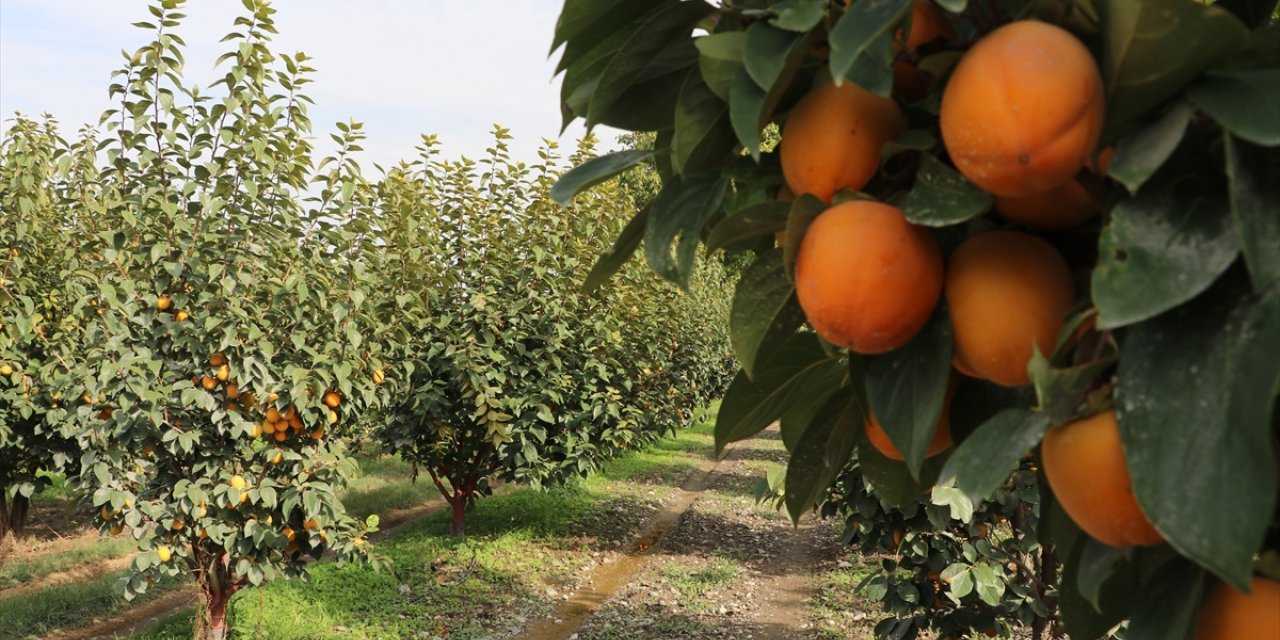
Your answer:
[808,560,880,640]
[660,558,741,610]
[0,536,136,589]
[339,454,438,521]
[131,419,718,640]
[0,569,186,640]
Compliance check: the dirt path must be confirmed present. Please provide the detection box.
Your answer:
[525,427,855,640]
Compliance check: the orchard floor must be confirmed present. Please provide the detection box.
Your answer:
[1,421,885,640]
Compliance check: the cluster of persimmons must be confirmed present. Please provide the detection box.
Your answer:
[779,4,1276,635]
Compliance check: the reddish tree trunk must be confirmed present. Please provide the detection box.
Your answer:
[0,493,30,540]
[449,498,466,537]
[203,586,232,640]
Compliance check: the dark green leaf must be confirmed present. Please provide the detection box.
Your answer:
[782,194,827,279]
[645,174,727,289]
[882,129,937,160]
[770,0,827,32]
[779,380,841,452]
[1075,539,1130,611]
[941,408,1048,502]
[859,440,946,507]
[1093,191,1239,329]
[828,0,913,86]
[900,154,992,227]
[706,200,791,251]
[551,0,674,66]
[588,2,713,128]
[1109,100,1193,195]
[743,22,805,90]
[582,206,649,293]
[1188,69,1280,147]
[1225,135,1280,291]
[1214,0,1280,29]
[696,32,745,101]
[730,67,769,159]
[785,394,861,522]
[1059,537,1136,640]
[552,149,657,205]
[865,304,952,478]
[731,249,807,378]
[1126,559,1204,640]
[844,33,895,97]
[672,68,736,176]
[1027,331,1119,426]
[1117,277,1280,590]
[1100,0,1248,132]
[716,332,845,454]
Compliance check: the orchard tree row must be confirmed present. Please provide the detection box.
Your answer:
[548,0,1278,638]
[0,1,734,637]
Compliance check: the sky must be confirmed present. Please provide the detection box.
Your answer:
[0,0,618,169]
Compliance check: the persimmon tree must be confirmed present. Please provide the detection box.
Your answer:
[373,129,734,536]
[548,0,1279,638]
[18,2,398,637]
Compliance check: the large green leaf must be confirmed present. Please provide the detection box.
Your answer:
[730,67,769,160]
[941,408,1049,502]
[899,153,992,227]
[1100,0,1248,132]
[730,249,806,378]
[769,0,828,32]
[582,206,649,294]
[644,174,727,289]
[551,149,657,205]
[782,194,827,280]
[859,440,946,507]
[696,31,745,101]
[1092,191,1239,330]
[1188,69,1280,147]
[706,200,790,251]
[844,33,895,97]
[785,393,860,522]
[865,303,952,478]
[1126,559,1204,640]
[1058,536,1140,640]
[715,333,845,454]
[1225,135,1280,292]
[1027,326,1119,427]
[828,0,913,86]
[1215,0,1280,29]
[1117,276,1280,590]
[551,0,678,71]
[587,1,713,128]
[672,68,736,176]
[1108,100,1193,195]
[743,21,805,91]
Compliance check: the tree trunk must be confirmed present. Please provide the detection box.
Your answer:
[449,498,466,537]
[202,587,232,640]
[7,494,30,539]
[0,491,9,541]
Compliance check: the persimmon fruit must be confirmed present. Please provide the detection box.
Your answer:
[940,21,1105,197]
[780,81,906,203]
[1041,410,1163,547]
[1194,576,1280,640]
[946,231,1073,387]
[795,201,942,354]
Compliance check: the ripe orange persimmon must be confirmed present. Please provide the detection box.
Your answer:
[893,0,956,101]
[1194,576,1280,640]
[208,352,227,367]
[865,376,956,460]
[780,81,906,203]
[940,21,1104,197]
[795,201,942,354]
[1041,410,1163,547]
[946,231,1073,387]
[322,391,342,408]
[994,148,1114,230]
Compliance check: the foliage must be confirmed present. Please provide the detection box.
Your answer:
[549,0,1280,638]
[373,128,736,535]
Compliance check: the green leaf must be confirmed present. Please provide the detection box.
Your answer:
[769,0,827,32]
[731,249,806,378]
[715,332,844,455]
[941,408,1049,502]
[930,485,973,523]
[865,303,952,478]
[971,564,1005,607]
[859,440,946,507]
[583,206,649,293]
[1126,559,1204,640]
[784,393,861,522]
[1075,538,1129,611]
[782,194,827,279]
[696,31,745,101]
[1225,135,1280,292]
[1108,100,1193,195]
[1117,276,1280,590]
[1214,0,1280,30]
[587,1,712,128]
[1100,0,1248,132]
[844,33,895,97]
[1059,537,1135,640]
[899,154,992,227]
[730,67,769,160]
[672,68,735,176]
[1027,330,1119,426]
[743,22,805,91]
[644,174,727,289]
[1188,69,1280,147]
[828,0,913,86]
[706,200,790,251]
[552,149,657,205]
[882,129,937,160]
[551,0,674,69]
[1093,191,1239,329]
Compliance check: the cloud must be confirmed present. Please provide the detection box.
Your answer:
[0,0,620,168]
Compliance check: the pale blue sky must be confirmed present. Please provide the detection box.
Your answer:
[0,1,617,168]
